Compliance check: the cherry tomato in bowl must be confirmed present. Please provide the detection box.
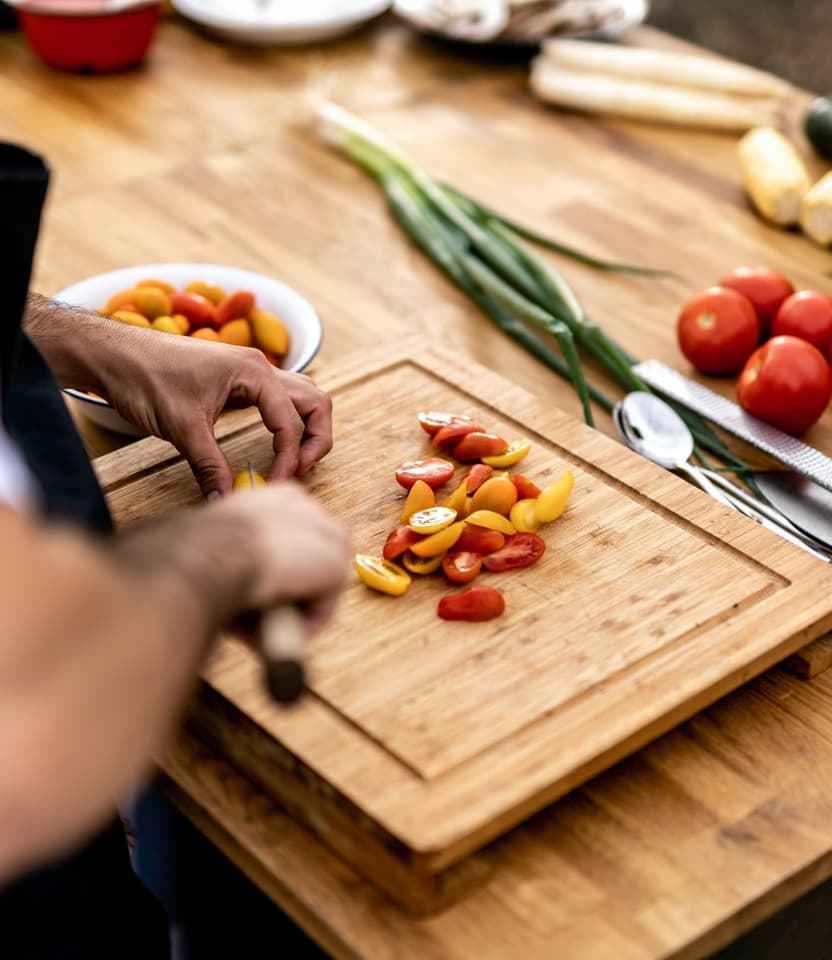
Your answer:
[736,335,832,434]
[677,286,760,374]
[718,266,794,335]
[771,290,832,355]
[394,457,455,490]
[438,585,505,621]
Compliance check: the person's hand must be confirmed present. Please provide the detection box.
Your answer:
[94,330,333,498]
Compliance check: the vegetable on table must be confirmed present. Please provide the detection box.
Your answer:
[771,291,832,355]
[676,286,760,374]
[438,585,505,622]
[799,170,832,247]
[737,126,812,227]
[718,265,794,336]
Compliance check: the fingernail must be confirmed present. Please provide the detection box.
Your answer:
[206,491,222,503]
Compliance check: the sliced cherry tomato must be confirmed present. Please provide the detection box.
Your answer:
[677,286,760,374]
[455,525,505,554]
[470,476,518,516]
[400,479,435,523]
[433,422,484,450]
[463,463,493,493]
[442,550,483,584]
[511,474,542,499]
[417,411,476,436]
[395,457,455,490]
[453,432,508,461]
[771,290,832,355]
[466,510,516,535]
[382,525,424,560]
[354,555,411,596]
[736,335,832,433]
[483,532,545,572]
[409,520,465,557]
[402,551,445,575]
[408,506,457,534]
[438,585,505,621]
[535,471,574,523]
[481,439,532,467]
[509,498,541,533]
[442,479,468,515]
[719,266,794,335]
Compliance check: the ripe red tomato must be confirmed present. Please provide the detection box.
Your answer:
[677,286,760,374]
[483,532,546,571]
[510,474,542,500]
[382,525,424,560]
[433,422,483,450]
[455,525,505,554]
[417,411,476,436]
[462,464,493,493]
[442,550,483,584]
[736,335,832,433]
[438,585,505,621]
[170,291,218,330]
[215,290,255,327]
[453,432,508,461]
[719,266,794,334]
[771,291,832,355]
[394,458,455,490]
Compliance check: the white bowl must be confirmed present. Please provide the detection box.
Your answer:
[54,262,323,437]
[171,0,391,45]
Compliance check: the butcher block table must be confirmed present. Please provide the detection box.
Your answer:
[6,10,832,958]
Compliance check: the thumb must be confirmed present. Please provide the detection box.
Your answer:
[182,423,234,500]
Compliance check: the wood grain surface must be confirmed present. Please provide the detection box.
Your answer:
[6,8,832,956]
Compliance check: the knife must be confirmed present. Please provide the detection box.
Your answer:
[246,463,306,705]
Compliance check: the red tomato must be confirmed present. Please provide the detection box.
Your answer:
[463,464,493,493]
[719,266,794,335]
[442,550,483,584]
[736,335,832,434]
[395,458,455,490]
[771,291,832,355]
[453,432,508,461]
[383,525,424,560]
[455,525,505,554]
[170,291,218,330]
[433,422,484,450]
[510,474,542,499]
[215,290,255,327]
[483,532,546,571]
[677,286,760,374]
[438,585,505,621]
[417,411,476,436]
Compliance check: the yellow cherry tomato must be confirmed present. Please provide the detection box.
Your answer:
[400,479,435,523]
[410,520,465,557]
[465,510,517,535]
[481,439,532,467]
[509,498,541,533]
[470,476,518,516]
[443,478,468,515]
[402,551,445,574]
[408,506,457,534]
[232,469,266,491]
[354,555,411,596]
[535,470,574,523]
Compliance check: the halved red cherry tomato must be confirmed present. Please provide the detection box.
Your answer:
[438,585,505,621]
[453,432,508,461]
[677,286,760,374]
[417,411,476,436]
[719,266,794,336]
[442,550,483,584]
[483,532,545,571]
[383,525,424,560]
[433,422,484,450]
[771,290,832,355]
[395,457,455,490]
[463,464,493,493]
[511,474,542,499]
[455,525,505,554]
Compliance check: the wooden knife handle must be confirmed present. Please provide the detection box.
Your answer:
[259,605,305,704]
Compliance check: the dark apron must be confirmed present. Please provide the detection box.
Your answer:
[0,145,169,958]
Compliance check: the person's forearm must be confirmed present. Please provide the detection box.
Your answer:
[0,504,257,882]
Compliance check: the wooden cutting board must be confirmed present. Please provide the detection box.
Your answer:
[96,338,832,914]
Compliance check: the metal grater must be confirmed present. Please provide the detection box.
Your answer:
[632,360,832,493]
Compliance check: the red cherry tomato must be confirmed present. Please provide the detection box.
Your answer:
[417,411,476,436]
[433,422,484,450]
[483,532,546,571]
[215,290,255,327]
[677,286,760,374]
[510,474,542,500]
[463,463,493,493]
[170,291,218,330]
[442,550,483,584]
[395,458,455,490]
[771,291,832,355]
[438,585,505,621]
[383,525,424,560]
[455,525,505,554]
[453,432,508,461]
[736,335,832,434]
[719,266,794,335]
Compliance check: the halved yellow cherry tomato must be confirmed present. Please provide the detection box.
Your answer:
[400,479,435,523]
[535,470,574,523]
[470,476,518,516]
[232,469,266,491]
[402,551,445,574]
[443,479,468,515]
[354,555,411,596]
[408,506,457,534]
[466,510,517,535]
[481,439,532,467]
[410,521,465,557]
[509,498,541,533]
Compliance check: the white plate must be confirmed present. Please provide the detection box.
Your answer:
[54,262,323,436]
[171,0,391,45]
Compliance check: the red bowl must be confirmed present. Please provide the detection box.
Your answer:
[17,2,161,73]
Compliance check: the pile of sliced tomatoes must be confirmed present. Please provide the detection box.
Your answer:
[354,411,574,622]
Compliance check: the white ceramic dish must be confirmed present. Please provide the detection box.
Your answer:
[54,262,323,437]
[171,0,391,45]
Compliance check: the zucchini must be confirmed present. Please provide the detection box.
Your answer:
[805,97,832,162]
